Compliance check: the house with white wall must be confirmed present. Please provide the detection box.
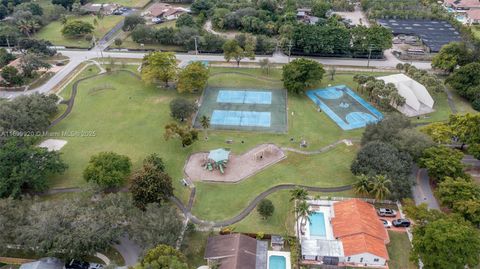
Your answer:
[298,199,390,268]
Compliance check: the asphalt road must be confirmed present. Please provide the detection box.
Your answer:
[412,166,440,210]
[0,48,431,99]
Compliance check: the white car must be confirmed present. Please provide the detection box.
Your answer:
[152,17,163,24]
[380,219,391,228]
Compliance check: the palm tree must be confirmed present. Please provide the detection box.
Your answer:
[17,20,33,37]
[295,200,312,227]
[369,175,391,200]
[353,174,371,196]
[289,187,308,202]
[200,115,210,139]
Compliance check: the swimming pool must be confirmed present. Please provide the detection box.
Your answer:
[269,255,286,269]
[309,212,327,237]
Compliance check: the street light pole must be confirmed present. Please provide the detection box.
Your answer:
[367,45,374,68]
[194,37,198,55]
[287,40,293,63]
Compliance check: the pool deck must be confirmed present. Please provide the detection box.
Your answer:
[267,251,291,269]
[302,204,335,241]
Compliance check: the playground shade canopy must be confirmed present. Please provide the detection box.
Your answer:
[208,148,230,163]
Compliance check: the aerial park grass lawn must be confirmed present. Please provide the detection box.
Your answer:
[35,15,124,48]
[47,65,457,233]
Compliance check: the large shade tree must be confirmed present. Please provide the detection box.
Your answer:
[351,141,413,199]
[411,217,480,269]
[177,62,209,93]
[141,52,178,87]
[83,152,132,188]
[419,146,465,182]
[282,58,325,94]
[0,138,67,198]
[130,154,173,210]
[134,244,188,269]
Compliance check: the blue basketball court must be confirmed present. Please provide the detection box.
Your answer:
[307,85,383,130]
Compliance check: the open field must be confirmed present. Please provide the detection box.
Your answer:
[387,231,417,269]
[50,66,441,232]
[35,16,124,48]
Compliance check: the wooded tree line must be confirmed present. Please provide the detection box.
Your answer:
[291,23,392,57]
[402,114,480,269]
[0,193,182,259]
[361,0,448,20]
[351,114,435,200]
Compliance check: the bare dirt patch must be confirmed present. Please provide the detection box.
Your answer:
[149,96,170,104]
[38,139,68,151]
[184,143,286,183]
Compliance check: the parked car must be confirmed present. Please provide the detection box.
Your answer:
[152,17,163,24]
[376,208,396,217]
[380,219,391,228]
[88,263,104,269]
[392,219,411,227]
[66,260,89,269]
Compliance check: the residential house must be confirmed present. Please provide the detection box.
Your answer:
[332,199,390,267]
[141,3,190,21]
[204,233,268,269]
[296,8,320,25]
[298,199,390,268]
[467,9,480,23]
[444,0,480,11]
[81,3,120,15]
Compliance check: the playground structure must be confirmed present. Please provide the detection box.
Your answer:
[204,148,230,174]
[184,144,286,183]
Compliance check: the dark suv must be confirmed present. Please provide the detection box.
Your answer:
[392,218,411,227]
[376,208,396,217]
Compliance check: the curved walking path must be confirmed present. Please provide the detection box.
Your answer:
[171,183,352,227]
[50,70,140,128]
[281,139,358,155]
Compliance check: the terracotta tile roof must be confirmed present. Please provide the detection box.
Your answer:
[445,0,480,8]
[332,199,389,242]
[467,9,480,19]
[204,233,258,269]
[331,199,390,260]
[341,234,389,260]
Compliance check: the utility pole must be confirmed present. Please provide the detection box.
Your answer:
[194,36,198,55]
[367,45,373,68]
[287,40,293,63]
[6,35,10,51]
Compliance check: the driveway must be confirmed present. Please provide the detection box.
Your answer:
[412,166,440,210]
[113,236,142,267]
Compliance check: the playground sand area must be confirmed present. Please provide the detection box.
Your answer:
[184,144,286,183]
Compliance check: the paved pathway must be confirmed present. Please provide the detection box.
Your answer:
[282,139,358,155]
[171,183,352,227]
[112,236,142,267]
[411,166,440,209]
